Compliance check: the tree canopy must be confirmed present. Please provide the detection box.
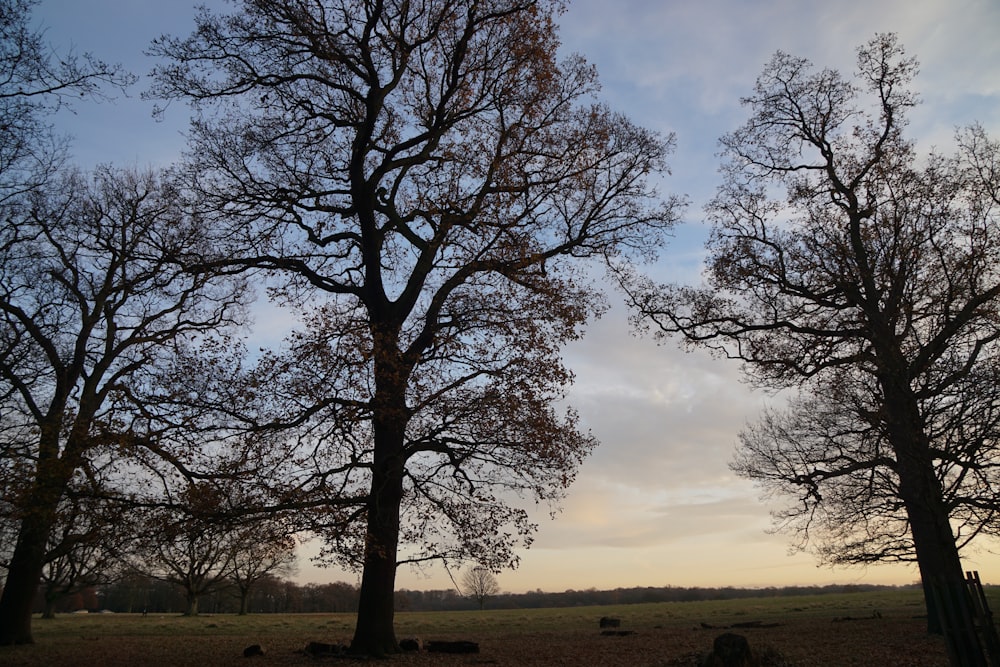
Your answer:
[149,0,679,654]
[0,0,133,200]
[623,33,1000,655]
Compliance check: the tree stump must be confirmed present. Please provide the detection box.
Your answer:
[399,638,421,652]
[705,632,755,667]
[242,644,264,657]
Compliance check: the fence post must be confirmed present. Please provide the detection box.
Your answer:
[929,574,988,667]
[965,571,1000,666]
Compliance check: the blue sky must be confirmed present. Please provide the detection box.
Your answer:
[32,0,1000,592]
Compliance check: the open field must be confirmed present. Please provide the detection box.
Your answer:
[0,588,971,666]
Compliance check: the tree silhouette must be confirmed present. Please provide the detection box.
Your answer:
[624,34,1000,660]
[461,566,500,610]
[130,484,237,617]
[150,0,679,655]
[0,165,248,643]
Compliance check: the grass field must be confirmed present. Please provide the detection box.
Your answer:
[0,588,968,666]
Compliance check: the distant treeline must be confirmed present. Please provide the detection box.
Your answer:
[395,583,919,612]
[37,575,359,616]
[39,576,923,616]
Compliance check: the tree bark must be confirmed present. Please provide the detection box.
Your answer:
[350,403,407,656]
[900,456,986,663]
[0,448,73,645]
[0,513,55,643]
[184,594,199,617]
[896,446,962,633]
[881,376,985,662]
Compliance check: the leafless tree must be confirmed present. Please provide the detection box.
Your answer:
[225,520,298,615]
[149,0,679,654]
[623,34,1000,658]
[129,484,238,617]
[0,163,249,643]
[461,566,500,610]
[0,0,248,645]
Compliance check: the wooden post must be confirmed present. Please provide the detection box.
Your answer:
[929,574,988,667]
[965,571,1000,666]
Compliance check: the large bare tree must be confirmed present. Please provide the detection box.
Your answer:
[0,165,249,644]
[149,0,679,654]
[0,0,247,645]
[623,34,1000,661]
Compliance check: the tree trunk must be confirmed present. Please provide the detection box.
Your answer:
[900,469,963,633]
[42,595,58,620]
[883,382,985,664]
[185,593,199,617]
[0,448,72,645]
[350,412,406,656]
[239,588,250,615]
[0,513,54,644]
[898,458,985,661]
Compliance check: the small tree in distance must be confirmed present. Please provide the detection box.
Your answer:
[131,485,236,617]
[226,523,298,615]
[37,486,131,619]
[462,566,500,610]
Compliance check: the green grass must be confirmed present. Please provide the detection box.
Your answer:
[2,588,964,666]
[28,587,934,641]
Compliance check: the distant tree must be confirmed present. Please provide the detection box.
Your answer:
[623,34,1000,657]
[96,573,153,614]
[226,521,297,615]
[149,0,679,655]
[131,484,236,617]
[461,566,500,610]
[98,573,187,614]
[299,581,361,614]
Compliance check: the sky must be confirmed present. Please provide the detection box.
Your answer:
[30,0,1000,593]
